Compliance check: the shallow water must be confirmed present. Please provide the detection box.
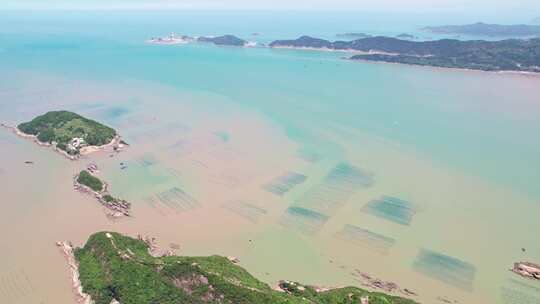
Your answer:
[1,10,540,304]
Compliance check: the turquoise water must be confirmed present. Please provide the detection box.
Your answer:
[2,10,539,198]
[1,10,540,304]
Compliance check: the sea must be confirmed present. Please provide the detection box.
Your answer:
[0,10,539,304]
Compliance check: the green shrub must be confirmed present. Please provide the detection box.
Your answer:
[17,111,116,153]
[77,170,103,192]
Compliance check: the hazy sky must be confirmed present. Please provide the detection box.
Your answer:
[2,0,540,11]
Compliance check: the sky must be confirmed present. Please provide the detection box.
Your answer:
[2,0,540,12]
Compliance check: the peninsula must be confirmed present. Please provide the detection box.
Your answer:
[269,36,540,73]
[58,231,418,304]
[13,111,125,160]
[422,22,540,38]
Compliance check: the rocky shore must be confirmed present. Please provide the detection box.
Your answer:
[55,241,93,304]
[351,269,418,297]
[511,262,540,280]
[73,169,131,218]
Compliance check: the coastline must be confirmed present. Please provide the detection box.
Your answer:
[73,172,131,218]
[0,122,126,161]
[269,45,399,56]
[347,57,540,77]
[56,241,93,304]
[59,233,419,304]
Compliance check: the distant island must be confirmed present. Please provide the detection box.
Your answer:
[396,33,416,40]
[336,32,372,39]
[422,22,540,37]
[74,168,130,218]
[57,231,418,304]
[147,33,255,47]
[9,111,126,160]
[533,18,540,24]
[269,35,540,73]
[197,34,248,46]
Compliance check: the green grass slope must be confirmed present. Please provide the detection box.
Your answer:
[74,232,419,304]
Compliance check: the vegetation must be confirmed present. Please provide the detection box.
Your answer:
[74,232,419,304]
[197,35,247,46]
[77,170,103,192]
[17,111,116,154]
[270,36,540,72]
[102,194,115,203]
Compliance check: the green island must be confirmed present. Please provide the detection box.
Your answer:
[72,231,417,304]
[17,110,116,155]
[75,171,131,217]
[77,170,104,192]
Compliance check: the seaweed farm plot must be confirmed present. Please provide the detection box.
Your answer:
[412,249,476,291]
[335,224,396,254]
[0,269,36,303]
[501,278,540,304]
[363,196,418,226]
[134,153,158,167]
[263,171,307,196]
[279,206,330,235]
[295,163,374,215]
[222,200,268,223]
[144,186,199,214]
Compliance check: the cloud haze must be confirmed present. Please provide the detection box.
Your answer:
[2,0,540,11]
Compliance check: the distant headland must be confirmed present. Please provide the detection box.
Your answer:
[269,35,540,73]
[422,22,540,37]
[2,111,126,160]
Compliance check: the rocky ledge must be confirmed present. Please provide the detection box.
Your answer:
[511,262,540,280]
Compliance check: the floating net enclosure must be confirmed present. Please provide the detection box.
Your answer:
[295,163,374,215]
[263,171,307,196]
[413,249,476,291]
[144,186,199,214]
[279,206,330,235]
[363,196,417,225]
[222,200,268,223]
[335,224,396,254]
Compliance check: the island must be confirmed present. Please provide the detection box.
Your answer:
[336,33,373,39]
[57,231,418,304]
[146,33,194,45]
[421,22,540,37]
[197,34,248,46]
[533,18,540,25]
[147,34,256,47]
[395,33,416,40]
[269,35,540,73]
[11,111,125,160]
[74,169,130,218]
